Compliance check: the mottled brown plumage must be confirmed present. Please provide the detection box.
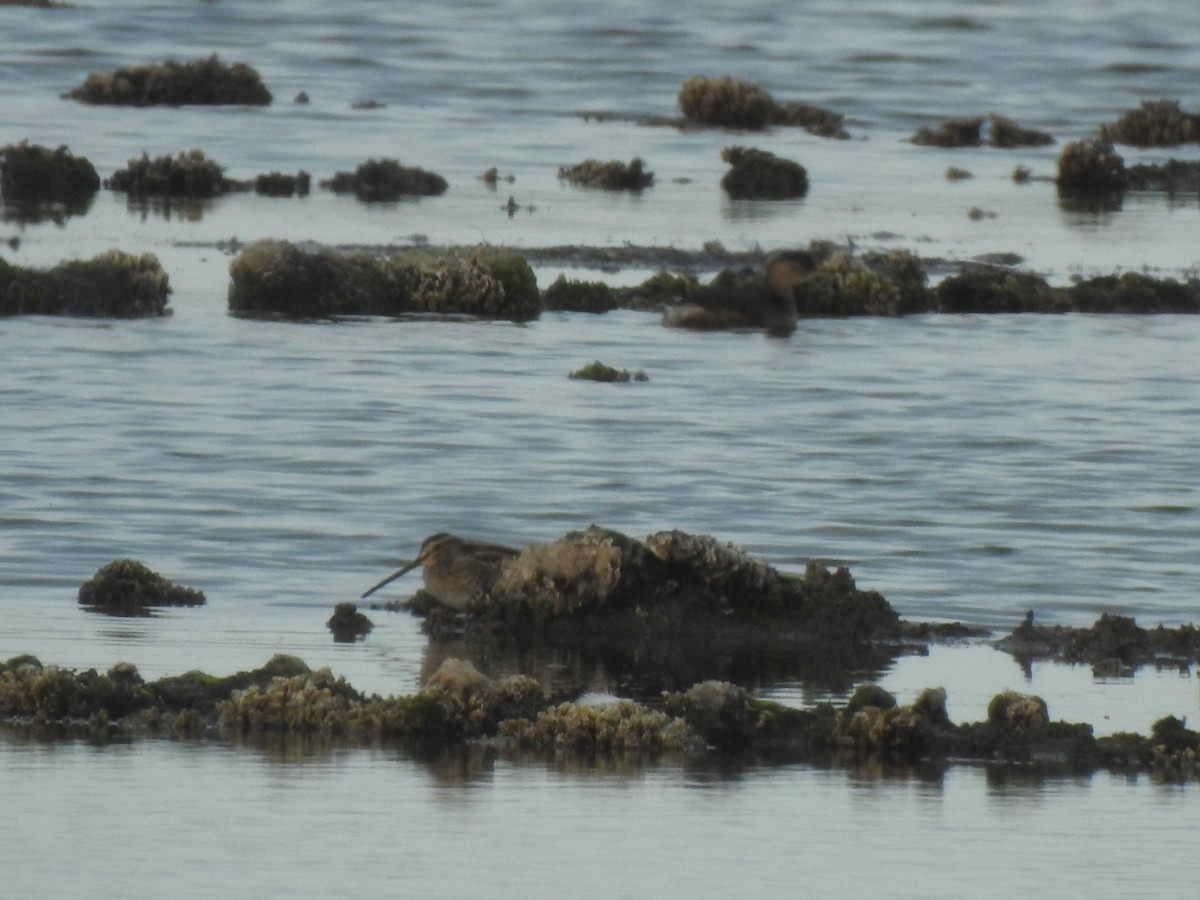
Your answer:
[361,532,519,609]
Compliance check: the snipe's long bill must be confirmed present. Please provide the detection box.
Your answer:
[361,532,519,610]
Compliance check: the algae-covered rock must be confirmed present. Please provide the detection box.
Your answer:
[327,602,373,642]
[1055,137,1127,191]
[1068,272,1200,314]
[542,274,617,313]
[911,114,1052,148]
[105,150,234,198]
[719,146,808,199]
[227,241,539,320]
[660,681,757,751]
[254,171,311,197]
[78,559,205,615]
[557,157,653,191]
[679,74,777,130]
[323,158,448,200]
[793,252,905,317]
[568,361,647,383]
[986,690,1049,729]
[936,265,1067,314]
[67,54,272,106]
[1101,99,1200,147]
[0,660,153,724]
[678,75,848,138]
[0,142,99,204]
[0,249,171,318]
[994,610,1200,670]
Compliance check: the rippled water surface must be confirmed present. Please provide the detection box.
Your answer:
[3,1,1200,896]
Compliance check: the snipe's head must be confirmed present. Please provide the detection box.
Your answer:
[764,249,816,299]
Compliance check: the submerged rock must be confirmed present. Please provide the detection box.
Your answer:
[0,250,170,318]
[66,54,272,106]
[254,171,312,197]
[994,610,1200,672]
[719,146,808,199]
[557,157,653,191]
[227,240,539,320]
[78,559,205,616]
[323,158,448,200]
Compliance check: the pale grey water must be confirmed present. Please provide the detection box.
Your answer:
[3,1,1200,896]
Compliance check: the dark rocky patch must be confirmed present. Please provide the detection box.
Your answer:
[66,54,271,106]
[0,250,170,318]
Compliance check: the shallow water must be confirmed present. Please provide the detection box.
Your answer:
[3,1,1200,896]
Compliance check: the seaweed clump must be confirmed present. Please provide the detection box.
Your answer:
[568,361,647,383]
[0,142,99,206]
[78,559,205,616]
[105,150,234,198]
[0,250,171,318]
[500,698,699,754]
[994,610,1200,673]
[66,54,272,106]
[557,157,653,191]
[323,158,448,200]
[254,171,311,197]
[327,603,373,642]
[1100,99,1200,147]
[719,146,808,199]
[677,75,848,138]
[227,240,539,321]
[794,252,907,317]
[936,265,1067,314]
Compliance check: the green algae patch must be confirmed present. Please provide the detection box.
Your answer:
[0,141,99,204]
[228,241,539,321]
[0,250,170,318]
[794,252,913,317]
[677,74,848,139]
[557,157,653,191]
[1068,272,1200,313]
[1101,99,1200,147]
[66,53,271,106]
[78,559,205,616]
[719,146,808,199]
[323,158,448,200]
[568,361,647,383]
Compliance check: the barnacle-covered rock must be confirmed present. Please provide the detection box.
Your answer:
[793,252,904,317]
[78,558,205,615]
[719,146,808,199]
[660,680,758,750]
[1101,99,1200,147]
[499,697,699,753]
[986,690,1049,729]
[677,75,848,138]
[910,114,1052,148]
[227,241,539,320]
[0,659,153,724]
[66,54,271,106]
[994,610,1200,669]
[323,158,448,200]
[0,250,171,318]
[1068,272,1200,313]
[557,157,653,191]
[834,686,947,757]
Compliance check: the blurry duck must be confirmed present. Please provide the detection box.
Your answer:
[361,532,519,610]
[662,249,816,336]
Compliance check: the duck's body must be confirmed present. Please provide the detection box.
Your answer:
[662,250,815,336]
[361,532,519,610]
